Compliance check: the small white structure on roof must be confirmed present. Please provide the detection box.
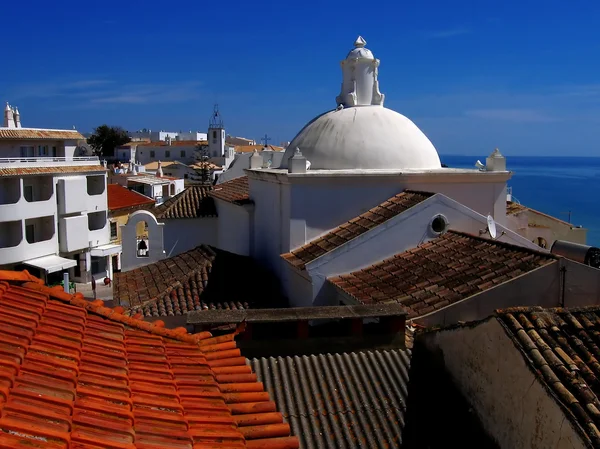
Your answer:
[279,36,441,171]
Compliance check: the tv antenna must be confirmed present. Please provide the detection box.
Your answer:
[480,214,505,240]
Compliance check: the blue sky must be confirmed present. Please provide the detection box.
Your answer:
[2,0,600,156]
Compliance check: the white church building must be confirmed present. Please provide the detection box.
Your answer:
[118,37,600,321]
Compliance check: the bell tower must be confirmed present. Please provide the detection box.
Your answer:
[208,104,225,158]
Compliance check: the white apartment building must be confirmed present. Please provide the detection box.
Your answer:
[128,129,208,142]
[0,104,120,284]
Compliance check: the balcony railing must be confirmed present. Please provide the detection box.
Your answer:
[0,156,101,168]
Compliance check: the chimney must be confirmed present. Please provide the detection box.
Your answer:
[4,103,15,128]
[156,160,163,178]
[288,148,308,174]
[13,107,21,128]
[486,148,506,172]
[249,150,262,169]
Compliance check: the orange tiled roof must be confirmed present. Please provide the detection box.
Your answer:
[282,190,433,270]
[210,176,251,205]
[0,165,105,176]
[0,269,298,449]
[107,184,155,211]
[0,128,85,140]
[497,306,600,448]
[329,231,557,319]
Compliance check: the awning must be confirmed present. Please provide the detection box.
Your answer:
[90,243,122,257]
[23,255,77,274]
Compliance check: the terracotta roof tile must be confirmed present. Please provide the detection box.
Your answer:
[210,176,251,205]
[115,246,284,317]
[0,269,298,449]
[282,190,433,269]
[107,184,155,211]
[329,231,557,319]
[234,145,284,153]
[153,185,217,219]
[506,201,527,216]
[497,306,600,448]
[0,128,84,140]
[0,165,105,176]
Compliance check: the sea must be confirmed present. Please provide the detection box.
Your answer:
[440,155,600,247]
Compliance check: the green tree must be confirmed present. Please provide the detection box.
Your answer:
[196,144,211,184]
[87,125,130,157]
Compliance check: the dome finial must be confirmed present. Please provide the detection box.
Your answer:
[354,36,366,48]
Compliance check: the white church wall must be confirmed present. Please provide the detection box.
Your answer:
[275,171,512,250]
[215,200,250,256]
[162,217,218,257]
[281,263,314,308]
[250,177,291,276]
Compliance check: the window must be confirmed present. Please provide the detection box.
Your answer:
[38,146,48,156]
[150,150,155,157]
[20,146,34,157]
[165,150,170,158]
[213,131,217,139]
[25,224,35,244]
[110,222,118,239]
[180,150,186,157]
[23,185,33,202]
[51,146,57,157]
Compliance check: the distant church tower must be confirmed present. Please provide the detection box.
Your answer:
[208,104,225,158]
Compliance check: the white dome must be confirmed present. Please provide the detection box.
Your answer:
[281,106,441,170]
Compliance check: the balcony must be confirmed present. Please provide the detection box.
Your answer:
[59,215,89,252]
[0,218,58,265]
[0,156,100,168]
[0,177,56,223]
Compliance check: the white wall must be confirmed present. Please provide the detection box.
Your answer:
[135,145,198,165]
[163,217,218,257]
[0,139,73,158]
[120,210,166,271]
[562,258,600,307]
[420,320,588,449]
[214,200,251,256]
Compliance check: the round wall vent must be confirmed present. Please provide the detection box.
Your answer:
[430,214,449,234]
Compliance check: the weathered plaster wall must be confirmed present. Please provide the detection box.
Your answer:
[420,319,588,449]
[163,217,218,257]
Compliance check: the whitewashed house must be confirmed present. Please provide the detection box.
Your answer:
[0,103,121,284]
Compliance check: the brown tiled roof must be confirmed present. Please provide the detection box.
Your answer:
[107,183,155,211]
[234,144,284,153]
[210,176,251,205]
[506,200,527,216]
[130,268,250,317]
[114,246,217,307]
[0,270,298,449]
[329,231,557,319]
[282,190,433,270]
[0,128,84,140]
[153,185,217,219]
[0,165,105,176]
[115,245,285,315]
[507,200,573,227]
[497,306,600,448]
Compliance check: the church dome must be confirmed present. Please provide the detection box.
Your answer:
[280,37,441,171]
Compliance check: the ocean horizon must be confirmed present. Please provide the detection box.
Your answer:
[439,155,600,247]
